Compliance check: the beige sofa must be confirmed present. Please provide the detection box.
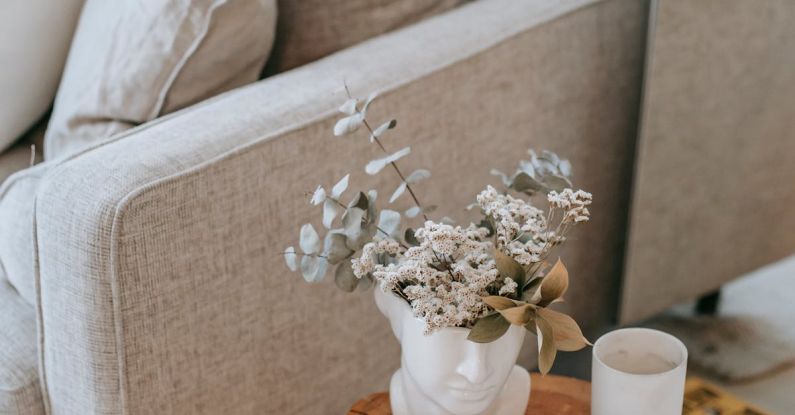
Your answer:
[6,0,789,413]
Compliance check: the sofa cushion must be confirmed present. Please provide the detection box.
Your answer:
[265,0,468,73]
[0,278,44,415]
[44,0,278,160]
[0,0,84,153]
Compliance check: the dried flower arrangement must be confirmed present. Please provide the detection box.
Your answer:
[284,88,591,373]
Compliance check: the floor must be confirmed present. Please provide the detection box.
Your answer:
[554,255,795,414]
[687,255,795,414]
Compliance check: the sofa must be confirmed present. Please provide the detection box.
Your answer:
[1,0,792,413]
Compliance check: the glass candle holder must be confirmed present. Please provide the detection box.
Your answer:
[591,328,688,415]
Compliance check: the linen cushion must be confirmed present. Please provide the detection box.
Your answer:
[0,278,44,414]
[44,0,278,159]
[0,0,84,153]
[265,0,468,73]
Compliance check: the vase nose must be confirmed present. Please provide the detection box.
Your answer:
[455,343,491,384]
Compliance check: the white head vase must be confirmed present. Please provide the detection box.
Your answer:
[374,288,530,415]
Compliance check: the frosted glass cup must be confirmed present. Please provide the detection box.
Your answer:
[591,328,688,415]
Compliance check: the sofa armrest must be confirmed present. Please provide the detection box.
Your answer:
[33,0,646,412]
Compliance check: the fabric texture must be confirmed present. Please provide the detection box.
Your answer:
[265,0,469,73]
[621,0,795,323]
[0,0,84,153]
[32,0,647,413]
[0,278,44,415]
[44,0,278,160]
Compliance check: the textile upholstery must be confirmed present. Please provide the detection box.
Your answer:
[44,0,278,160]
[31,0,647,413]
[621,0,795,323]
[265,0,468,73]
[0,278,44,415]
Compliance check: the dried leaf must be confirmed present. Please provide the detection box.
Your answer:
[299,224,320,254]
[333,113,364,136]
[378,210,401,238]
[483,296,517,310]
[498,304,536,325]
[323,232,353,264]
[495,250,526,288]
[365,147,411,175]
[405,169,431,184]
[405,206,421,218]
[370,119,396,143]
[539,258,568,305]
[334,260,358,292]
[331,174,349,198]
[536,317,557,375]
[322,200,341,229]
[338,98,358,115]
[537,308,590,352]
[467,313,510,343]
[389,182,407,203]
[284,246,297,271]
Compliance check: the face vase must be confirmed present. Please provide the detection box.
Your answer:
[374,288,530,415]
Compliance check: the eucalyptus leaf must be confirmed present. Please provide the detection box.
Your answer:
[357,274,373,291]
[342,208,366,241]
[333,113,364,136]
[511,172,545,194]
[365,147,411,175]
[542,174,572,192]
[322,199,342,229]
[378,210,401,238]
[284,246,297,271]
[370,119,397,143]
[440,216,456,225]
[423,205,437,213]
[405,206,421,218]
[323,232,353,264]
[338,98,358,115]
[405,169,431,184]
[362,92,378,114]
[299,224,321,254]
[348,191,369,211]
[310,186,326,205]
[300,255,328,283]
[389,182,407,203]
[536,317,557,375]
[467,313,510,343]
[490,169,511,187]
[334,260,358,292]
[537,308,591,352]
[331,174,350,198]
[558,159,572,177]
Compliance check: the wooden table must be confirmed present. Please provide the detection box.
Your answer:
[348,374,591,415]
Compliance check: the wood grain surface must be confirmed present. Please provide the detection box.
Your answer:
[347,374,591,415]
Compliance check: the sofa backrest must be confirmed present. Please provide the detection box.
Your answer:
[264,0,469,74]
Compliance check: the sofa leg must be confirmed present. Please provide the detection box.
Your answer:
[695,289,721,315]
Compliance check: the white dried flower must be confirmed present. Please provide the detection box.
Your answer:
[548,188,592,223]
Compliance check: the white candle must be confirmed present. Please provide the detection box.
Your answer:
[591,328,688,415]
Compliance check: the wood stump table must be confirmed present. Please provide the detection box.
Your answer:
[348,374,590,415]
